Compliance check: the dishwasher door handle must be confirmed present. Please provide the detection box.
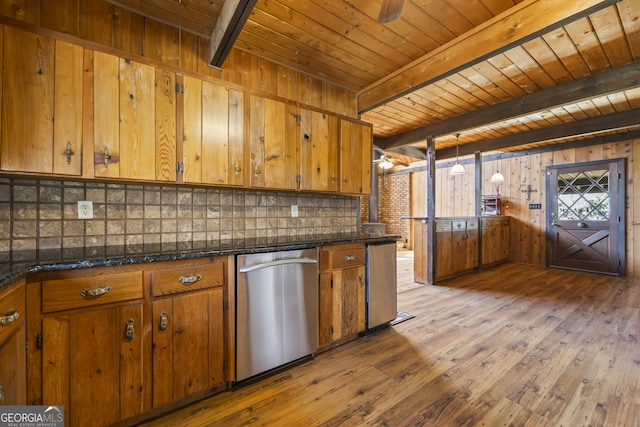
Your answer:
[239,257,318,273]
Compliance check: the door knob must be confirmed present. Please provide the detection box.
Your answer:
[577,221,587,228]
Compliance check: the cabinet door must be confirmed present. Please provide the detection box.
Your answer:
[0,283,26,405]
[0,324,26,405]
[152,287,224,407]
[94,52,176,181]
[1,27,55,174]
[340,120,372,195]
[183,77,244,186]
[249,96,298,190]
[299,109,338,192]
[334,265,366,337]
[42,303,145,426]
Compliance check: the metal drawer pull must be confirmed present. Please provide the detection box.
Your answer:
[159,311,168,334]
[125,319,135,342]
[0,310,19,327]
[80,286,112,297]
[179,274,202,284]
[344,255,356,261]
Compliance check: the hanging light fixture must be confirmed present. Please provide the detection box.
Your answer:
[490,150,505,188]
[450,133,465,176]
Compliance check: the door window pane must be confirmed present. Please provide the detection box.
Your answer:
[557,169,609,221]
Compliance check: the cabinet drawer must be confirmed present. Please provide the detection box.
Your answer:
[331,247,365,269]
[0,284,25,345]
[152,263,224,297]
[42,271,143,313]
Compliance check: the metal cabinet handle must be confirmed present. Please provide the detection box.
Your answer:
[0,310,19,327]
[0,385,4,404]
[80,286,112,297]
[125,319,135,342]
[179,274,202,284]
[344,255,356,261]
[159,311,168,334]
[103,146,111,168]
[64,141,74,164]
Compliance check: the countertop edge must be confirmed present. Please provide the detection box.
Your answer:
[0,235,401,288]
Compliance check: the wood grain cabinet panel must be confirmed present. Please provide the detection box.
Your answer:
[1,27,83,175]
[150,259,227,408]
[0,281,26,406]
[318,244,366,349]
[299,109,339,192]
[249,95,298,190]
[41,302,146,425]
[482,217,511,266]
[93,51,176,181]
[340,119,372,195]
[182,75,244,186]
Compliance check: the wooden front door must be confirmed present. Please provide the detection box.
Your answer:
[546,159,625,275]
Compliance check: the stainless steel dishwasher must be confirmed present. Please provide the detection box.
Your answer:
[236,248,318,382]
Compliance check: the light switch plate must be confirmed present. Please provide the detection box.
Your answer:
[78,201,93,219]
[291,205,299,217]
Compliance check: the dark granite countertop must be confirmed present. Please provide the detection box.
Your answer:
[0,233,400,288]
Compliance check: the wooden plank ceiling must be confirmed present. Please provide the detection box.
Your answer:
[107,0,640,163]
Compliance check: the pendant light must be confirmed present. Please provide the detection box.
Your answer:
[490,150,504,193]
[450,133,465,176]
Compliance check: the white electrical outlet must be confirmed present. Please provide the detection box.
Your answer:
[78,201,93,219]
[291,205,299,217]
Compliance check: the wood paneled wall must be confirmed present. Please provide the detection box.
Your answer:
[0,0,356,117]
[410,138,639,277]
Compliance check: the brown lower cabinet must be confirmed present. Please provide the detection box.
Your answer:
[25,256,231,426]
[0,280,26,406]
[150,261,226,408]
[318,244,366,349]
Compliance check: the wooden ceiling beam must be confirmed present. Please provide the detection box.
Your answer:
[208,0,257,67]
[357,0,622,113]
[436,108,640,160]
[378,60,640,150]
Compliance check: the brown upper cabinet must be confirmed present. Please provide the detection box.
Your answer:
[249,95,298,190]
[340,119,372,195]
[1,26,83,175]
[93,51,177,182]
[182,75,244,186]
[299,108,339,192]
[0,24,372,195]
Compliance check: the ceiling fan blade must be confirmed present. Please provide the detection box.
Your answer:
[378,0,405,23]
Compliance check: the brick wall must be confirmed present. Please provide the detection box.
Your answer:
[361,173,410,246]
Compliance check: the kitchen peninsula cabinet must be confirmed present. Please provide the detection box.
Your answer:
[92,51,177,182]
[249,95,298,190]
[413,216,509,284]
[27,269,147,426]
[150,259,226,407]
[182,76,244,186]
[1,27,83,176]
[318,243,366,349]
[0,279,26,405]
[481,217,511,266]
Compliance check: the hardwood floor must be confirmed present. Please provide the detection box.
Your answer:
[140,253,640,426]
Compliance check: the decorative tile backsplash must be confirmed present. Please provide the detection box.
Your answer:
[0,178,360,260]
